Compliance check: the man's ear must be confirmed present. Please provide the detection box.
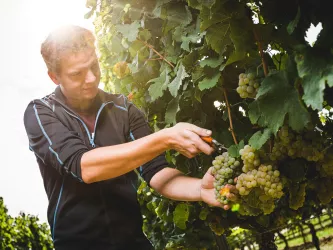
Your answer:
[48,71,60,85]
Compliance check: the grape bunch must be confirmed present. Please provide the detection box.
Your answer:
[236,164,283,199]
[317,155,333,177]
[212,152,242,206]
[239,145,261,173]
[314,178,333,204]
[236,73,261,99]
[270,126,324,162]
[289,183,306,210]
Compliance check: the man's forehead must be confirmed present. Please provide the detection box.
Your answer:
[59,48,97,70]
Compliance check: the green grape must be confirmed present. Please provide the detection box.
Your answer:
[315,178,333,204]
[236,73,261,99]
[289,183,307,210]
[239,145,261,173]
[270,126,325,162]
[236,164,283,199]
[212,152,242,206]
[317,155,333,177]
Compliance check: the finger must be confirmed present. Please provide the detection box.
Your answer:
[202,169,215,188]
[187,124,212,137]
[223,205,230,210]
[192,135,214,155]
[226,193,237,201]
[225,184,239,194]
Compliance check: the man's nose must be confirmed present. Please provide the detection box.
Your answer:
[85,70,96,83]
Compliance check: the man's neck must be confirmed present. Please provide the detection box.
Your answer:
[66,98,96,115]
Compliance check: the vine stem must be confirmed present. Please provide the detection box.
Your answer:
[223,88,238,145]
[138,40,175,69]
[253,27,268,77]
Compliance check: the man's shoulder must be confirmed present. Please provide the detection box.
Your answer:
[25,92,56,111]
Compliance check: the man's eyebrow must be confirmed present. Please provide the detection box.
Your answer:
[69,59,98,73]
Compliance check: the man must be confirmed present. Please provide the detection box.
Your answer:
[23,25,234,250]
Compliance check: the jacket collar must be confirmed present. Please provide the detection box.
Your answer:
[52,86,113,109]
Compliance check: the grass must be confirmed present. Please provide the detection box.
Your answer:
[277,215,333,249]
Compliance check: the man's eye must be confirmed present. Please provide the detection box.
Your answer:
[71,72,81,76]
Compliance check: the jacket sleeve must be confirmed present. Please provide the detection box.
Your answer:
[23,100,89,182]
[127,101,169,185]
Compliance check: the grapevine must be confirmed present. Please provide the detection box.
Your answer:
[89,0,333,248]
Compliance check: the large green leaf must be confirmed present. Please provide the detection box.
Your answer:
[173,203,190,230]
[199,5,229,31]
[116,21,141,42]
[249,71,310,134]
[198,72,221,91]
[205,23,230,54]
[200,56,224,68]
[148,68,170,102]
[228,140,244,158]
[295,48,333,110]
[249,129,272,150]
[169,64,189,97]
[163,3,192,32]
[165,96,180,125]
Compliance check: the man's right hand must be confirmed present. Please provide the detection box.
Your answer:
[164,122,215,158]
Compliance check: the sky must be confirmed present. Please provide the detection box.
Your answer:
[0,0,323,225]
[0,0,94,223]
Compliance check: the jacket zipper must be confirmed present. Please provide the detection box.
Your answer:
[63,110,96,148]
[91,102,114,145]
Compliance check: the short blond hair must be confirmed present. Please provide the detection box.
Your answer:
[41,25,95,73]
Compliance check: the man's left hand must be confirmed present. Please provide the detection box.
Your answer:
[200,167,238,210]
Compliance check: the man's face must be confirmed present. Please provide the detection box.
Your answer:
[50,48,101,103]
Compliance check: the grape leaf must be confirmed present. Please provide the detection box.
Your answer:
[148,68,170,102]
[165,96,180,125]
[248,71,310,134]
[199,207,209,220]
[228,140,244,158]
[287,7,301,35]
[225,19,252,66]
[128,53,139,74]
[84,8,95,19]
[249,129,272,150]
[152,0,172,17]
[116,21,141,42]
[139,29,152,41]
[173,203,190,230]
[200,56,224,68]
[198,73,221,91]
[199,5,229,31]
[164,4,192,32]
[169,64,189,97]
[295,48,333,110]
[205,23,231,54]
[198,0,216,8]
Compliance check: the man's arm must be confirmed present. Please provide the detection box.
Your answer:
[150,167,239,209]
[81,123,214,183]
[149,167,202,201]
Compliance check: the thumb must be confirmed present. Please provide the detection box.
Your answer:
[188,124,212,137]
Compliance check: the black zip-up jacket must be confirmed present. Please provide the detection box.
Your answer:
[23,86,168,249]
